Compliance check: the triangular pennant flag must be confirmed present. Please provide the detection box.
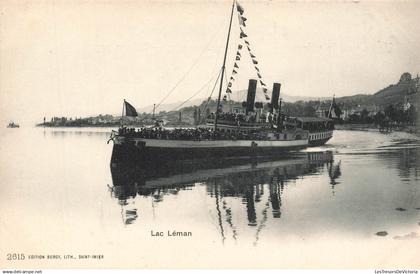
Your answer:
[228,82,232,88]
[252,59,258,65]
[236,51,241,57]
[234,63,239,68]
[265,95,270,100]
[238,14,246,27]
[262,87,268,93]
[254,66,260,72]
[238,44,243,50]
[244,40,250,45]
[240,31,247,39]
[250,53,256,58]
[236,56,241,61]
[236,2,244,15]
[223,95,227,101]
[257,73,262,78]
[241,16,247,23]
[232,69,237,75]
[230,76,235,81]
[260,80,266,86]
[226,88,232,94]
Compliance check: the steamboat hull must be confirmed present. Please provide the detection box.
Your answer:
[111,137,308,165]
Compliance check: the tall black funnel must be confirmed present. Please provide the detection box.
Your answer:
[246,79,257,114]
[271,83,281,112]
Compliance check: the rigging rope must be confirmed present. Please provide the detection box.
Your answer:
[155,18,227,111]
[170,70,221,112]
[200,68,223,123]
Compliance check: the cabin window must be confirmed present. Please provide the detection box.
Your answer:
[284,134,287,139]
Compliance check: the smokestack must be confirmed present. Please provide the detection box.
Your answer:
[270,83,281,112]
[246,79,257,114]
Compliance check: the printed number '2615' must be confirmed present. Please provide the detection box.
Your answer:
[7,253,25,260]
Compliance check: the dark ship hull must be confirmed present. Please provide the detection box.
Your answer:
[110,136,308,165]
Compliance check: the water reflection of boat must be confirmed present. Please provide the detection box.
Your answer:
[109,151,337,232]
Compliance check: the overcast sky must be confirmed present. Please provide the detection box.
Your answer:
[1,0,420,125]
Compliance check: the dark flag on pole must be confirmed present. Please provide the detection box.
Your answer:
[240,31,247,39]
[124,100,138,117]
[238,44,243,50]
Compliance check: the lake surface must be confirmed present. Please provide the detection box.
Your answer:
[1,127,419,268]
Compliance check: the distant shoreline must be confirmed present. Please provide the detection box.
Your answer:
[335,123,418,134]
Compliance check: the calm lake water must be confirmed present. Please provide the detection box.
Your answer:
[1,127,419,268]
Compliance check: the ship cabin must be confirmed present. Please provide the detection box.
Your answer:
[285,117,334,146]
[286,117,334,132]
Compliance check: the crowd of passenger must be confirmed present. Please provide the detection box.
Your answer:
[207,112,262,124]
[118,126,270,141]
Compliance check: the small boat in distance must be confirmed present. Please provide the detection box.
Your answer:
[7,121,19,128]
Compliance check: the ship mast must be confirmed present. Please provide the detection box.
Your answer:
[214,0,236,132]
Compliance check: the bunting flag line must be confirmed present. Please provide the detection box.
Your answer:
[221,1,272,102]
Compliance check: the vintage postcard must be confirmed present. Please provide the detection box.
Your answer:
[0,0,419,270]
